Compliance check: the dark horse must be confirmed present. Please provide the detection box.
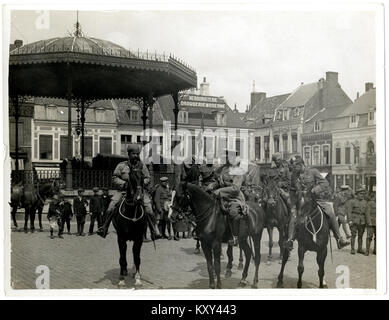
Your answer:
[262,176,290,264]
[173,182,265,289]
[277,190,329,288]
[10,182,55,232]
[111,170,147,287]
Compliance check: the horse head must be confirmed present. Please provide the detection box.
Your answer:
[172,182,190,215]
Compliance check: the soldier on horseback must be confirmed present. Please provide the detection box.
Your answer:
[286,156,350,250]
[205,149,246,246]
[97,144,152,238]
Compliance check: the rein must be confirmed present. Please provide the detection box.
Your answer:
[186,190,217,226]
[118,198,144,222]
[303,198,324,244]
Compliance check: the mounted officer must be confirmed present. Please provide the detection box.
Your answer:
[270,152,292,213]
[347,187,369,254]
[206,149,246,246]
[286,156,350,250]
[97,144,151,238]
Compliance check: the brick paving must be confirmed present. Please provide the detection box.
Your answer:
[9,217,376,290]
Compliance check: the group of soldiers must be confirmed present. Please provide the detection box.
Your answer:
[47,187,112,239]
[45,143,376,258]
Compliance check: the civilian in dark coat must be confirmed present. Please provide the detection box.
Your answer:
[89,187,103,235]
[48,194,63,239]
[101,187,112,222]
[60,194,73,234]
[73,189,88,236]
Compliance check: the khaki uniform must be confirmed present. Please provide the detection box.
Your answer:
[366,198,376,254]
[347,198,369,252]
[334,191,352,238]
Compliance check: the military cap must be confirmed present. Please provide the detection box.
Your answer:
[160,176,168,182]
[127,143,141,153]
[52,194,59,200]
[356,187,366,194]
[340,185,349,190]
[92,187,99,192]
[272,152,282,161]
[77,188,84,193]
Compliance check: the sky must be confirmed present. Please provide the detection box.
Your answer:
[9,9,377,112]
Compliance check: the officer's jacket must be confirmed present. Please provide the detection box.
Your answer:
[89,195,103,213]
[73,196,88,216]
[272,161,291,191]
[347,199,368,225]
[112,160,150,190]
[199,165,216,187]
[217,164,245,189]
[61,201,73,218]
[299,168,332,201]
[154,185,171,212]
[48,201,62,219]
[366,200,376,226]
[334,192,352,216]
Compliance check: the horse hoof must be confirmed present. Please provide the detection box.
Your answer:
[237,263,243,270]
[216,283,222,289]
[225,270,232,278]
[135,279,143,287]
[277,281,284,288]
[194,248,201,254]
[297,282,302,289]
[239,280,248,287]
[121,269,128,277]
[118,279,126,286]
[209,284,215,289]
[251,283,258,289]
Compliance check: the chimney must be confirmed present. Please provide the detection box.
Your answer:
[355,92,360,101]
[326,71,338,84]
[250,92,266,110]
[10,39,23,51]
[200,77,210,96]
[365,82,374,92]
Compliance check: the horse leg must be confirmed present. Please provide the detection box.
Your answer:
[267,226,273,265]
[133,239,143,287]
[11,206,18,228]
[30,207,36,232]
[278,226,284,263]
[202,241,215,289]
[252,232,263,288]
[237,247,244,270]
[117,237,128,286]
[194,239,201,254]
[212,241,222,289]
[24,207,29,232]
[239,238,251,287]
[38,207,43,231]
[225,244,233,278]
[277,241,290,288]
[297,245,305,288]
[317,247,328,288]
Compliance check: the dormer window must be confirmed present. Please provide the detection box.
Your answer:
[349,115,358,128]
[314,120,322,132]
[46,105,57,120]
[216,112,226,126]
[368,108,376,125]
[283,109,289,121]
[178,110,188,124]
[95,108,105,122]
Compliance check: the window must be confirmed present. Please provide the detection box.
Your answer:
[236,138,242,156]
[350,115,358,128]
[303,146,311,166]
[274,136,280,153]
[60,136,73,160]
[121,135,132,155]
[39,135,53,160]
[354,145,360,164]
[322,145,330,165]
[264,136,270,161]
[46,105,57,120]
[255,136,261,160]
[217,136,228,158]
[282,134,288,153]
[283,110,289,121]
[130,110,139,121]
[314,120,322,132]
[216,112,226,126]
[369,111,375,121]
[137,136,142,144]
[312,146,320,165]
[336,147,341,164]
[276,110,282,121]
[99,137,112,154]
[178,111,188,124]
[84,136,93,157]
[292,134,298,153]
[345,147,351,164]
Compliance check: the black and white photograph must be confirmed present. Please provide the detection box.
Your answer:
[2,2,385,297]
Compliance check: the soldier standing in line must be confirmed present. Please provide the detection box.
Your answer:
[154,176,174,240]
[101,187,112,222]
[47,194,63,239]
[89,187,103,235]
[334,185,353,240]
[347,187,369,255]
[73,188,88,236]
[365,191,376,256]
[59,193,73,235]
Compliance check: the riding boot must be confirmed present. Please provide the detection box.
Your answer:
[350,236,356,254]
[328,212,350,249]
[286,210,297,250]
[97,209,114,238]
[357,237,365,254]
[365,239,371,256]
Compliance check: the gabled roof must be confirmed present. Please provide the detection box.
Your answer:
[113,99,164,126]
[338,88,376,117]
[278,83,318,109]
